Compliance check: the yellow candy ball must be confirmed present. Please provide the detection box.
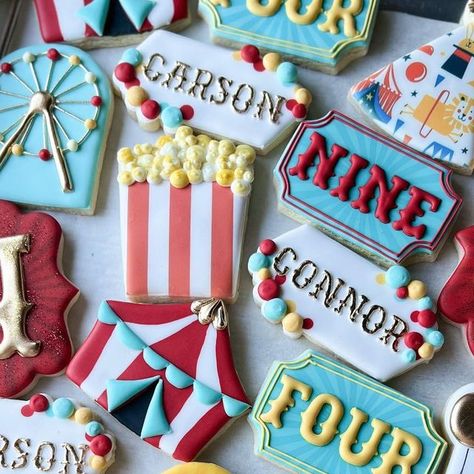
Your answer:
[286,300,296,313]
[74,407,93,425]
[418,342,434,360]
[232,51,242,61]
[126,86,148,107]
[117,147,134,163]
[90,455,107,471]
[84,119,97,130]
[282,312,303,333]
[216,169,234,187]
[69,55,81,66]
[258,268,272,281]
[375,273,386,285]
[156,135,173,148]
[263,52,281,71]
[11,144,23,156]
[295,87,312,106]
[170,169,189,189]
[408,280,427,300]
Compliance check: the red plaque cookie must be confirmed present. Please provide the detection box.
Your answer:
[0,200,79,398]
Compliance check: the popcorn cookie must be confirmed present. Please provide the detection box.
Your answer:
[0,200,79,398]
[67,299,250,462]
[199,0,380,74]
[349,24,474,174]
[163,463,230,474]
[249,350,447,474]
[117,127,255,303]
[33,0,190,49]
[439,225,474,357]
[248,225,444,381]
[0,394,116,472]
[274,110,462,267]
[112,31,311,154]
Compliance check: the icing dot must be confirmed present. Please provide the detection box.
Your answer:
[258,279,280,301]
[141,99,161,120]
[282,312,303,333]
[418,342,434,360]
[12,144,23,156]
[418,310,436,328]
[38,149,51,161]
[90,456,108,471]
[115,62,136,83]
[126,86,148,107]
[274,274,286,285]
[295,87,312,106]
[23,52,35,63]
[121,48,143,67]
[85,71,96,84]
[248,252,270,272]
[241,45,260,64]
[91,96,102,107]
[303,318,314,330]
[52,398,75,419]
[277,62,297,85]
[90,435,112,456]
[426,330,444,348]
[410,310,419,323]
[292,103,307,119]
[259,239,277,256]
[375,273,385,284]
[258,268,271,281]
[29,394,49,412]
[86,421,104,437]
[161,106,183,129]
[253,60,265,72]
[396,286,409,299]
[180,105,194,121]
[0,62,12,74]
[404,331,424,350]
[385,265,410,289]
[21,405,34,417]
[407,280,426,299]
[402,349,417,364]
[47,48,60,61]
[69,55,81,66]
[262,52,281,71]
[67,139,79,152]
[417,296,433,310]
[169,169,189,189]
[84,119,97,130]
[216,169,234,187]
[261,298,287,322]
[74,407,93,425]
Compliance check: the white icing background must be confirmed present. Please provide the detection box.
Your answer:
[3,1,474,472]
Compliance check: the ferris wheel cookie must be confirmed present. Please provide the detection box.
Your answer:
[0,44,113,214]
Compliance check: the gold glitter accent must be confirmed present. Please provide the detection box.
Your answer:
[450,393,474,447]
[191,298,228,330]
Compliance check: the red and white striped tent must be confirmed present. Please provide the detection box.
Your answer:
[67,300,250,462]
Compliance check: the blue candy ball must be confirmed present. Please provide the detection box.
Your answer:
[276,62,298,85]
[386,265,410,288]
[262,298,287,323]
[248,253,270,273]
[417,296,433,310]
[52,398,75,419]
[161,106,183,129]
[121,48,142,67]
[86,421,104,437]
[401,349,416,364]
[426,330,444,348]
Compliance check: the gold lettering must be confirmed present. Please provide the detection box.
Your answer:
[309,270,345,308]
[380,316,408,351]
[253,91,286,123]
[11,438,30,469]
[144,53,166,82]
[362,305,386,334]
[334,287,369,322]
[34,442,56,471]
[209,76,233,105]
[0,435,8,467]
[161,61,190,92]
[231,84,255,113]
[58,444,88,474]
[187,68,214,100]
[292,260,318,289]
[273,247,297,275]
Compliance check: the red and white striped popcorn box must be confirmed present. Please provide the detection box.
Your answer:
[118,128,255,303]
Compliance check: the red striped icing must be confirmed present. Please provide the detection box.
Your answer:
[34,0,64,42]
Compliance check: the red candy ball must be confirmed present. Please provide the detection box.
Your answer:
[90,434,112,456]
[47,48,60,61]
[259,239,276,256]
[292,103,307,119]
[410,310,419,322]
[258,279,280,301]
[241,45,260,64]
[274,274,286,285]
[404,331,424,350]
[114,62,136,83]
[418,309,437,328]
[396,286,409,299]
[29,394,49,412]
[253,60,265,72]
[303,318,314,330]
[180,104,194,121]
[38,149,51,161]
[1,62,12,74]
[286,99,297,111]
[141,99,161,120]
[91,96,102,107]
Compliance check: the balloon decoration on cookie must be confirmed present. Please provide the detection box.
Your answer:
[0,394,116,472]
[0,44,113,213]
[67,300,250,462]
[0,200,79,398]
[250,350,447,474]
[350,24,474,174]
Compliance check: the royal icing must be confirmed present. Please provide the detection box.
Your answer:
[249,350,447,474]
[67,299,250,462]
[118,127,255,303]
[162,463,230,474]
[112,31,311,153]
[248,225,444,381]
[199,0,379,73]
[274,110,462,266]
[0,200,79,398]
[0,44,113,214]
[0,394,116,473]
[350,24,474,174]
[439,225,474,357]
[33,0,189,47]
[443,384,474,474]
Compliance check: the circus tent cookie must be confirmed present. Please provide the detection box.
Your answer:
[443,384,474,474]
[349,24,474,174]
[0,200,79,398]
[248,225,444,381]
[249,350,447,474]
[112,31,311,154]
[439,225,474,357]
[0,394,116,472]
[118,127,254,303]
[199,0,379,74]
[67,299,250,462]
[274,110,462,266]
[33,0,190,49]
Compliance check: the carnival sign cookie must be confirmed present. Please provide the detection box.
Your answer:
[350,24,474,174]
[199,0,380,74]
[0,394,116,472]
[112,31,311,154]
[67,300,250,462]
[274,110,462,266]
[248,225,444,381]
[0,44,113,214]
[0,201,79,398]
[249,350,447,474]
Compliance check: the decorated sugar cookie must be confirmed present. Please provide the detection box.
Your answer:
[118,127,255,303]
[275,110,462,266]
[349,24,474,174]
[199,0,380,74]
[112,31,311,154]
[0,201,79,398]
[461,1,474,24]
[249,350,447,474]
[162,463,230,473]
[443,384,474,474]
[439,226,474,357]
[0,44,113,214]
[33,0,190,49]
[67,299,250,462]
[0,394,116,472]
[248,225,444,381]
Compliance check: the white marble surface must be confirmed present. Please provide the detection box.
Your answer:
[4,2,474,473]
